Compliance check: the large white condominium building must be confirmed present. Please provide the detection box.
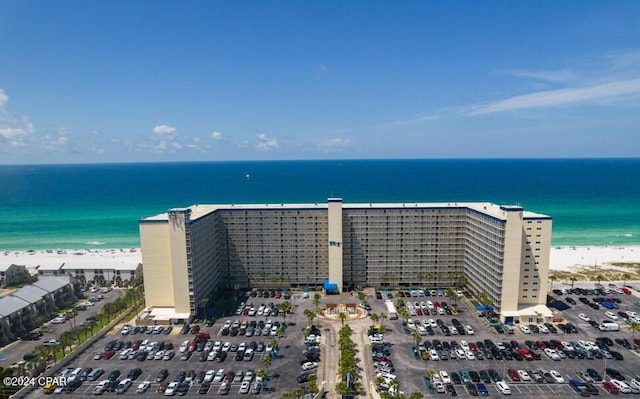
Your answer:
[139,199,552,323]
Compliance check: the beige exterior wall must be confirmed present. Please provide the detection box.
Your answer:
[500,208,525,313]
[140,221,175,308]
[327,199,344,292]
[167,210,192,315]
[519,217,553,305]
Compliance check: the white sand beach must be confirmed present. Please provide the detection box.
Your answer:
[549,245,640,272]
[1,248,142,271]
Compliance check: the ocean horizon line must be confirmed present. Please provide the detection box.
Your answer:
[1,156,640,167]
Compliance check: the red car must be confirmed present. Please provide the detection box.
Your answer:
[157,382,168,393]
[507,368,520,382]
[602,381,619,394]
[621,287,631,295]
[518,348,535,361]
[549,340,563,349]
[101,350,115,360]
[468,342,478,352]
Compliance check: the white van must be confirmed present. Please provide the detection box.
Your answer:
[598,323,619,331]
[496,381,512,395]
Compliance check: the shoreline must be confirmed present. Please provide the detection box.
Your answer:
[2,245,640,273]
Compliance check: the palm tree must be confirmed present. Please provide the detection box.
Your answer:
[596,274,605,285]
[630,321,640,342]
[338,312,347,327]
[570,276,577,289]
[446,288,457,304]
[621,273,631,287]
[409,391,424,399]
[379,312,387,327]
[388,274,398,290]
[303,309,316,326]
[262,355,272,375]
[268,339,278,358]
[425,369,437,389]
[313,293,321,313]
[457,275,468,289]
[201,297,210,320]
[357,292,366,302]
[370,313,380,326]
[374,375,386,390]
[548,275,557,290]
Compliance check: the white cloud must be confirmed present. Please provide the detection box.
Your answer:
[501,69,576,83]
[317,137,352,152]
[0,89,8,108]
[467,78,640,115]
[255,133,278,151]
[153,124,177,134]
[211,131,222,140]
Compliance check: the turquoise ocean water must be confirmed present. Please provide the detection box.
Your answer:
[0,159,638,250]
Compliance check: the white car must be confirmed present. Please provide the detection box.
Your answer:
[429,349,439,361]
[496,381,511,395]
[519,324,531,334]
[517,370,531,381]
[417,326,427,336]
[611,379,632,394]
[537,324,549,334]
[428,319,437,327]
[464,325,475,335]
[549,370,564,383]
[439,371,451,384]
[421,320,430,327]
[213,369,225,383]
[544,348,560,360]
[407,319,416,330]
[460,340,469,350]
[179,340,189,353]
[239,381,251,394]
[204,370,216,383]
[578,313,591,322]
[465,350,476,360]
[605,311,619,320]
[302,362,318,371]
[94,380,109,395]
[455,349,466,359]
[165,382,178,396]
[136,381,150,393]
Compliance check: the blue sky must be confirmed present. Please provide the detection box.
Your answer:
[1,1,640,164]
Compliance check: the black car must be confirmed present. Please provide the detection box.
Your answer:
[586,368,602,382]
[450,372,461,385]
[136,351,147,361]
[566,297,577,305]
[235,351,244,361]
[479,370,491,384]
[156,369,169,382]
[106,380,119,392]
[127,368,142,380]
[107,370,121,381]
[446,384,457,396]
[176,383,189,396]
[217,352,227,362]
[180,324,190,334]
[466,382,478,396]
[198,383,211,394]
[605,367,625,380]
[297,373,314,383]
[175,370,186,383]
[610,351,624,360]
[190,325,200,334]
[195,371,206,384]
[488,369,502,382]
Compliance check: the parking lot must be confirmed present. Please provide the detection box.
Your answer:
[367,285,640,397]
[24,291,320,398]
